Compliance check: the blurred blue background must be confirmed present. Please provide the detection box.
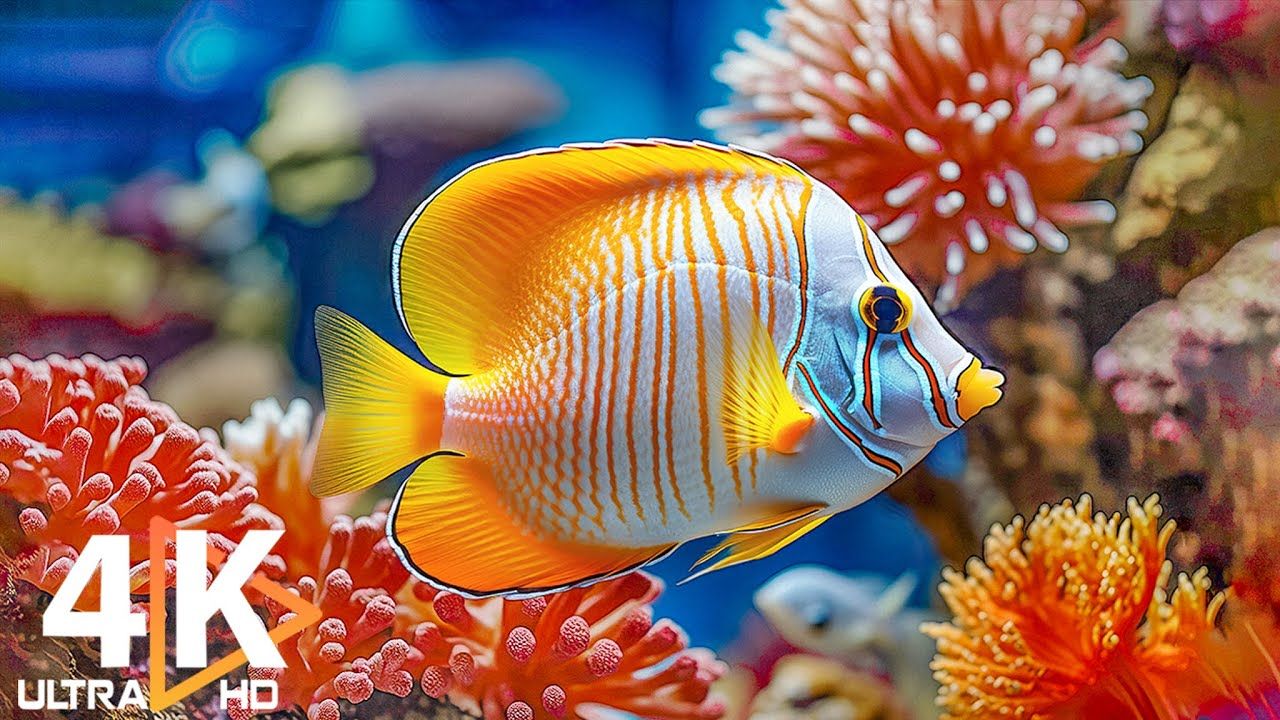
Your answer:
[0,0,943,651]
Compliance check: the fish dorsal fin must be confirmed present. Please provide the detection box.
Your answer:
[722,315,814,464]
[393,139,811,375]
[683,509,829,584]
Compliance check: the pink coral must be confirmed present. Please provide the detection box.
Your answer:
[703,0,1151,300]
[0,354,282,600]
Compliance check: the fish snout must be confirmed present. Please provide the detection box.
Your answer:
[956,358,1004,421]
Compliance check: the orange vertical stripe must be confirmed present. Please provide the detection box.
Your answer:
[585,222,612,531]
[857,213,888,282]
[902,330,957,429]
[862,330,882,429]
[753,177,778,336]
[662,190,684,521]
[721,178,758,501]
[605,205,629,525]
[797,362,903,476]
[692,176,724,512]
[682,180,714,515]
[779,180,813,375]
[625,196,649,523]
[648,189,670,525]
[567,278,589,534]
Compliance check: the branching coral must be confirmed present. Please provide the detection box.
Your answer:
[703,0,1152,299]
[239,511,407,720]
[385,572,726,720]
[0,354,282,601]
[245,546,724,720]
[922,494,1225,719]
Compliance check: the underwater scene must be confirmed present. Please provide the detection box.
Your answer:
[1,1,1279,718]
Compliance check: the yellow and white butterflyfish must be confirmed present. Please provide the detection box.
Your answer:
[310,139,1004,598]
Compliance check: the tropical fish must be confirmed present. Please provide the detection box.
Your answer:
[754,566,941,719]
[310,139,1004,598]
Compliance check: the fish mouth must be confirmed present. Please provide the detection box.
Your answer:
[955,358,1005,421]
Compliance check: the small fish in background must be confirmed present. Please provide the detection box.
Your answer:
[754,565,941,719]
[310,139,1004,598]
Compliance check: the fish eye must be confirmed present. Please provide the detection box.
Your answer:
[858,284,913,334]
[802,601,833,632]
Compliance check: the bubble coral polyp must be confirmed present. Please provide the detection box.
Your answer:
[0,354,282,599]
[922,494,1224,719]
[391,572,726,720]
[242,511,408,720]
[703,0,1152,298]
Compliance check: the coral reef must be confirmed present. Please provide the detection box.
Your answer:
[923,494,1225,719]
[212,396,726,720]
[247,548,726,720]
[1111,66,1250,257]
[1096,226,1280,618]
[250,61,562,222]
[0,354,283,602]
[1161,0,1280,77]
[1095,226,1280,489]
[402,573,725,720]
[743,654,905,720]
[240,511,407,720]
[0,198,228,361]
[703,0,1151,299]
[221,397,351,570]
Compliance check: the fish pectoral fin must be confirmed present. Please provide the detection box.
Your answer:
[681,513,830,585]
[721,314,814,465]
[389,454,676,597]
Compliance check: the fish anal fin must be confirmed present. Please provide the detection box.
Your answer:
[684,513,830,584]
[389,454,675,597]
[722,315,813,464]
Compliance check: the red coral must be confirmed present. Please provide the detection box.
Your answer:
[382,572,726,720]
[0,354,282,601]
[237,511,409,720]
[704,0,1151,300]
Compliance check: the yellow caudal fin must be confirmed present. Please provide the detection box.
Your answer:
[722,314,814,465]
[389,454,677,597]
[392,139,812,376]
[311,306,448,497]
[683,513,830,584]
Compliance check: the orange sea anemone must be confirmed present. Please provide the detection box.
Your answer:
[922,494,1224,719]
[703,0,1151,300]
